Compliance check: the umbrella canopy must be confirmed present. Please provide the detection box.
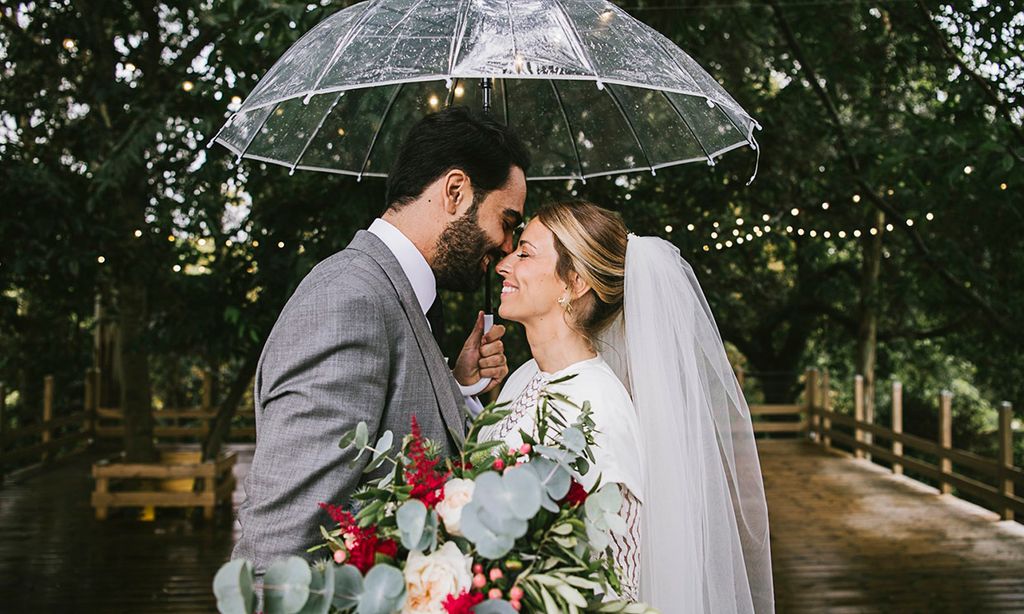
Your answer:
[212,0,762,182]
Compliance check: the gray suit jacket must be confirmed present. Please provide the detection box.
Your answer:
[232,231,465,574]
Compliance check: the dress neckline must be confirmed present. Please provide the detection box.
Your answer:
[537,355,604,378]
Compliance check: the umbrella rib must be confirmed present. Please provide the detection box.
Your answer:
[550,0,600,81]
[549,80,585,181]
[288,91,344,175]
[447,0,472,78]
[358,83,404,181]
[604,84,655,173]
[235,105,276,163]
[305,0,383,103]
[501,78,509,126]
[504,0,520,68]
[660,90,716,166]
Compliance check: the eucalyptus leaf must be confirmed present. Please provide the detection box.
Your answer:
[357,564,406,614]
[263,556,312,614]
[213,559,256,614]
[472,598,519,614]
[332,565,364,611]
[298,564,335,614]
[396,499,427,551]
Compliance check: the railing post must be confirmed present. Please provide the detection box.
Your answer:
[42,375,54,464]
[806,368,818,440]
[891,380,903,476]
[854,375,865,459]
[822,369,832,449]
[939,390,953,495]
[864,376,875,463]
[999,402,1015,521]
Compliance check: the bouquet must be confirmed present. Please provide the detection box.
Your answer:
[214,382,658,614]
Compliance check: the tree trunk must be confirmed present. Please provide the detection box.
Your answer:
[856,210,885,421]
[201,347,261,462]
[117,274,158,462]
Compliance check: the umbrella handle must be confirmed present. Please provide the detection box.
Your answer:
[460,314,494,396]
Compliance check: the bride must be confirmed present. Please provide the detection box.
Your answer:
[478,200,774,613]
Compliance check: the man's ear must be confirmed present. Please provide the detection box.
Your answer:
[442,169,471,216]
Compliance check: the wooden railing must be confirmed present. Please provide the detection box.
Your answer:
[802,368,1022,523]
[0,369,98,483]
[94,369,255,439]
[747,367,814,436]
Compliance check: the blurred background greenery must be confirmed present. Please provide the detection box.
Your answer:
[1,0,1021,467]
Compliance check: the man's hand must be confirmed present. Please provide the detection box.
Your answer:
[453,311,508,394]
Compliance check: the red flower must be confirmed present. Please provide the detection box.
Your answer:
[442,589,485,614]
[318,502,397,573]
[561,479,588,507]
[405,416,451,509]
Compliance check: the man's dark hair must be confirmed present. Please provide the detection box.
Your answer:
[385,107,531,211]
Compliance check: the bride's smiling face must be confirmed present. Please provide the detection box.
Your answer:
[495,219,568,324]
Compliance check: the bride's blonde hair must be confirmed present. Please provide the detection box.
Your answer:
[535,200,628,343]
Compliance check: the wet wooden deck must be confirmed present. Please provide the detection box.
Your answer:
[1,440,1022,612]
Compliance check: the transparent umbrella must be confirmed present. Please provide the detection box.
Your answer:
[210,0,762,184]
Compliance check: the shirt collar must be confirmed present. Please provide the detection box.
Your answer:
[368,218,436,315]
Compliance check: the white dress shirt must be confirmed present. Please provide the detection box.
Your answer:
[368,218,485,414]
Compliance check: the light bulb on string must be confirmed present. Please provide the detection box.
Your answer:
[786,225,793,233]
[926,212,934,221]
[885,223,894,231]
[173,264,182,272]
[797,228,805,236]
[870,228,878,236]
[1000,183,1007,190]
[133,229,142,238]
[852,194,861,203]
[964,165,973,174]
[762,214,770,222]
[737,218,744,226]
[854,229,862,237]
[821,202,829,210]
[823,231,831,238]
[97,256,106,264]
[791,208,800,216]
[809,230,817,237]
[906,219,914,227]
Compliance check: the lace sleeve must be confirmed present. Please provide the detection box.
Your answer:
[609,487,643,602]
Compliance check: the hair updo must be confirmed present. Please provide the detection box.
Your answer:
[535,200,629,344]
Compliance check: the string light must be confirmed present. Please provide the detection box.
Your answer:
[133,229,142,238]
[252,240,260,247]
[167,235,176,242]
[821,202,829,210]
[428,95,440,108]
[885,223,894,231]
[277,241,285,248]
[1000,183,1007,190]
[791,208,800,216]
[926,212,934,220]
[173,264,182,272]
[63,38,76,51]
[97,256,105,264]
[454,85,465,98]
[231,96,242,105]
[687,223,695,231]
[854,229,862,237]
[963,165,973,174]
[762,214,770,222]
[852,194,861,203]
[182,81,194,92]
[736,218,744,226]
[906,219,914,226]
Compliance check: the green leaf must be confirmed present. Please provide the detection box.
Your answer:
[213,559,255,614]
[298,564,335,614]
[332,565,364,611]
[357,564,406,614]
[263,556,312,614]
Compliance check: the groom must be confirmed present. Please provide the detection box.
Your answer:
[233,107,530,574]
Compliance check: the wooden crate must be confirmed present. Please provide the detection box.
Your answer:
[91,446,236,520]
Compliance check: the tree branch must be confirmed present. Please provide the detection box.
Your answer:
[765,0,1018,336]
[914,0,1024,162]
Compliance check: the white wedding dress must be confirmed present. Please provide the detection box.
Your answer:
[478,355,645,600]
[480,235,774,614]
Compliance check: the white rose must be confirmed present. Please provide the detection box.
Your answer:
[435,478,475,537]
[402,542,473,614]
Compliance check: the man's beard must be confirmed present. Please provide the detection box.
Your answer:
[433,198,499,292]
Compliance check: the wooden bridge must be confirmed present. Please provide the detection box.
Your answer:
[1,369,1022,611]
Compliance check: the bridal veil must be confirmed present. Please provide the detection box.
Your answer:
[598,235,774,613]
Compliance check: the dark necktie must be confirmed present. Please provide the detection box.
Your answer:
[426,296,445,351]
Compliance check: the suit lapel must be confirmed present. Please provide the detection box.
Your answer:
[349,231,466,448]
